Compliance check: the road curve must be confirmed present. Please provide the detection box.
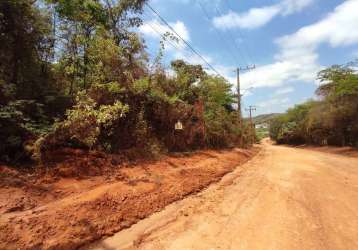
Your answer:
[88,141,358,250]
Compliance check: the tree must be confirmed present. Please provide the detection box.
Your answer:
[0,0,252,165]
[0,0,54,99]
[197,75,240,147]
[49,0,148,94]
[270,62,358,147]
[316,63,358,145]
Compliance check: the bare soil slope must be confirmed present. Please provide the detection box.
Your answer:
[0,147,258,250]
[89,141,358,250]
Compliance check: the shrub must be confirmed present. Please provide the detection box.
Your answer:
[34,89,129,163]
[0,100,52,164]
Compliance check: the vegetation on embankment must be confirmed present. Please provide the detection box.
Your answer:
[270,62,358,147]
[253,113,281,125]
[256,128,269,142]
[0,0,254,166]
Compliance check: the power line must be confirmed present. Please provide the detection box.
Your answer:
[237,65,255,118]
[222,0,256,64]
[142,10,218,77]
[142,11,196,64]
[214,5,250,66]
[236,65,255,147]
[196,0,240,66]
[145,2,224,78]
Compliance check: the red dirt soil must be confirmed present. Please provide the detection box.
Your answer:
[0,147,259,250]
[297,145,358,157]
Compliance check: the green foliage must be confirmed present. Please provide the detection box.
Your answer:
[256,128,269,142]
[47,0,106,25]
[270,101,323,144]
[0,0,252,166]
[270,62,358,146]
[63,94,127,147]
[38,87,128,154]
[0,0,54,99]
[0,100,52,163]
[204,107,240,147]
[269,115,285,142]
[198,76,239,147]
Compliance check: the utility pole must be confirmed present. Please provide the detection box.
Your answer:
[237,65,255,147]
[245,106,257,145]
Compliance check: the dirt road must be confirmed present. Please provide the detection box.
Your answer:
[89,141,358,250]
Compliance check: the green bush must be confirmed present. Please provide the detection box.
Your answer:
[0,100,52,163]
[270,62,358,146]
[34,88,129,162]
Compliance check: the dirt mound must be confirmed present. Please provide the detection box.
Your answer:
[0,147,259,250]
[43,148,119,178]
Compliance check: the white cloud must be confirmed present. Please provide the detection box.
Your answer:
[353,50,358,58]
[139,19,190,49]
[173,51,214,65]
[274,86,295,96]
[139,19,190,41]
[213,6,281,30]
[139,19,235,82]
[241,56,321,89]
[277,0,358,49]
[213,0,314,30]
[280,0,314,15]
[243,88,253,97]
[241,0,358,89]
[257,97,290,110]
[140,1,358,96]
[255,96,291,115]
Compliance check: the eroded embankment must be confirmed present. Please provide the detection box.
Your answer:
[0,147,259,250]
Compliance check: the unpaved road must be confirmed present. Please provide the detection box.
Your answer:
[89,141,358,250]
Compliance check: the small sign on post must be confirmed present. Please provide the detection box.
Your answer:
[175,120,183,130]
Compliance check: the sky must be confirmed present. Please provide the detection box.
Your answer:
[137,0,358,116]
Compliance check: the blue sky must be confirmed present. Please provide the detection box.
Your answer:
[138,0,358,116]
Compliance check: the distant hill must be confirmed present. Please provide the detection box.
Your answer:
[252,113,282,125]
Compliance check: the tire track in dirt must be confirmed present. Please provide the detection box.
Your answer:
[88,141,358,250]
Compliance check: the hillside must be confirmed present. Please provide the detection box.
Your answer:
[252,113,281,124]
